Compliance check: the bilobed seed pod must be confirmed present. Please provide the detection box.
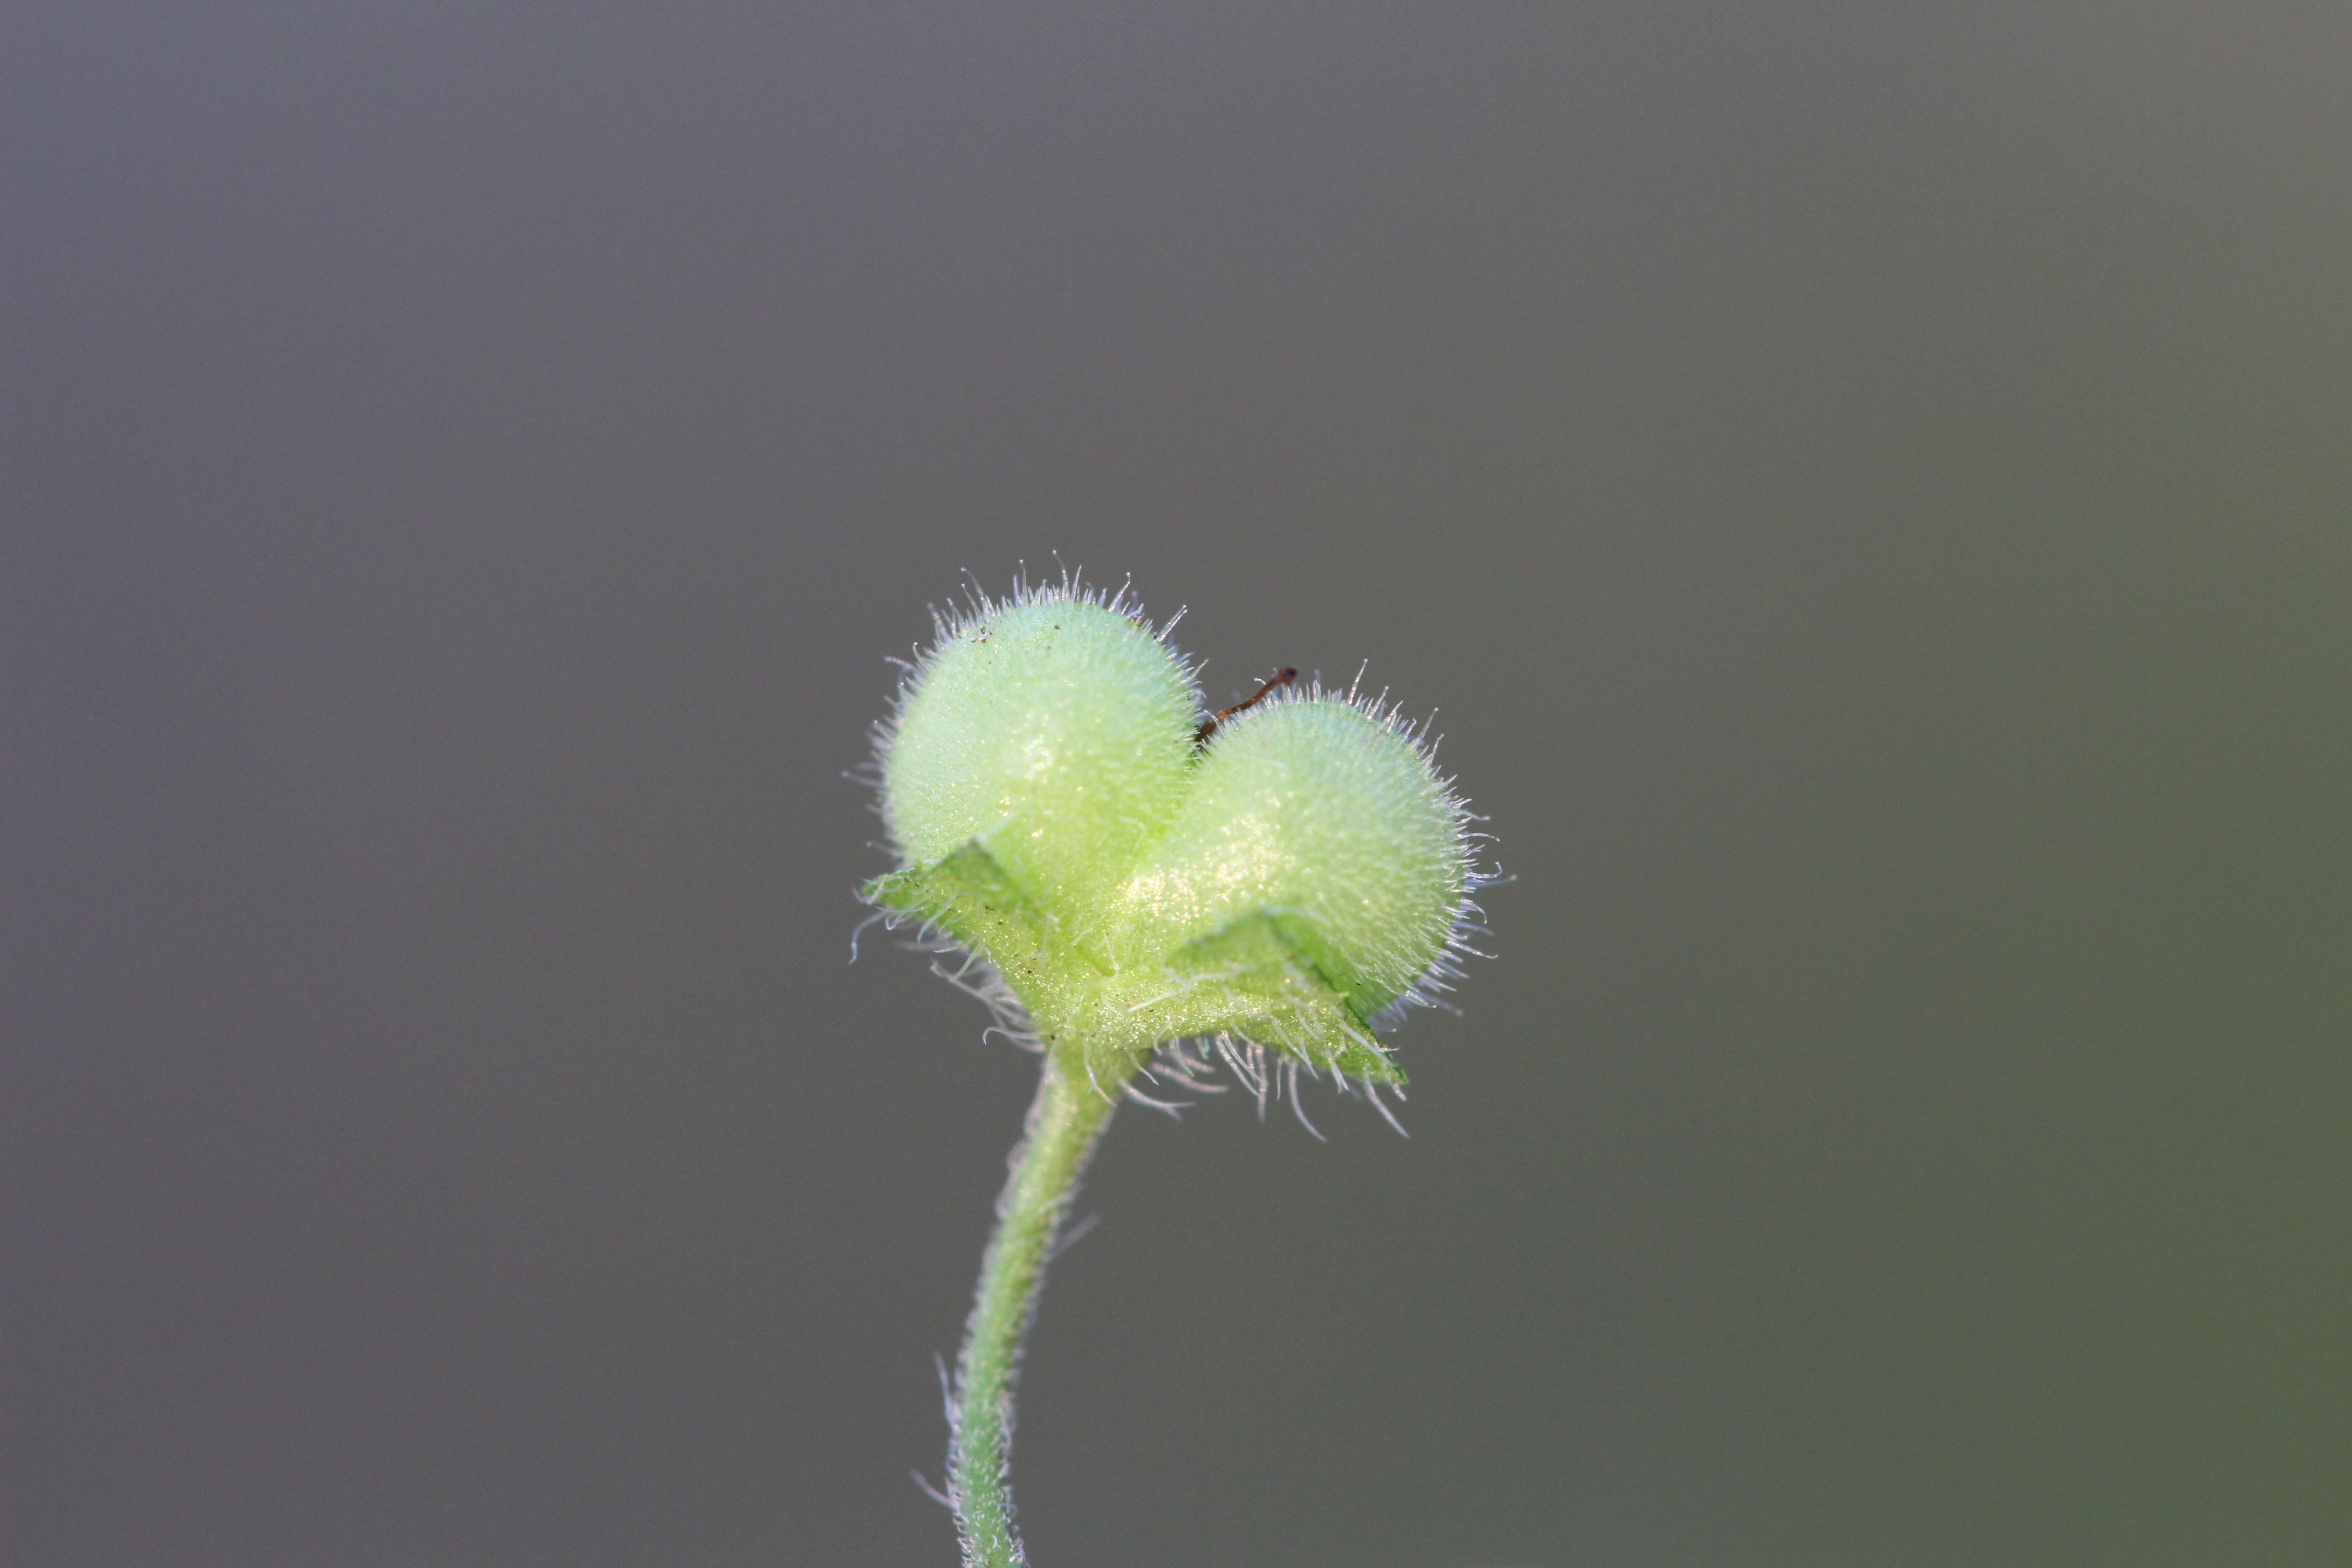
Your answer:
[868,576,1481,1089]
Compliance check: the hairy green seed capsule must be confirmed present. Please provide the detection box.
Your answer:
[882,597,1197,926]
[867,577,1480,1093]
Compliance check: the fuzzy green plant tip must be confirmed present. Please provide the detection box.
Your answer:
[862,571,1489,1568]
[865,575,1484,1092]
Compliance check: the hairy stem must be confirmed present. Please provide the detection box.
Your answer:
[949,1054,1120,1567]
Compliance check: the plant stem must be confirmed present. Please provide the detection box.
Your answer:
[949,1054,1120,1567]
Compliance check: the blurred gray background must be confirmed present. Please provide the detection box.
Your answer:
[5,5,2347,1565]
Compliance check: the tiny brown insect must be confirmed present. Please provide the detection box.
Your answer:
[1195,666,1298,746]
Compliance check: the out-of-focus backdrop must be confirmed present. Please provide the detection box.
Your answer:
[6,6,2346,1565]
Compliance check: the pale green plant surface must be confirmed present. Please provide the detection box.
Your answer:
[864,572,1489,1566]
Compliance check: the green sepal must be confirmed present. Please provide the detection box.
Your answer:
[1169,912,1406,1086]
[862,842,1045,977]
